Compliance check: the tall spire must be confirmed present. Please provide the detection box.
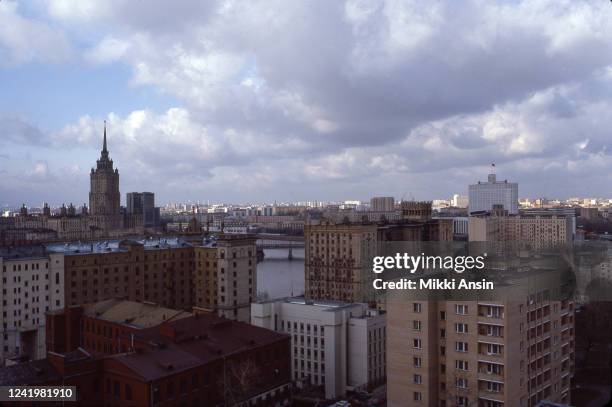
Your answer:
[103,120,108,153]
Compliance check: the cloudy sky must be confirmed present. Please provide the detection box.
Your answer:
[1,0,612,207]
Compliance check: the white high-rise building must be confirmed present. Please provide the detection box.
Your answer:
[468,165,518,214]
[451,194,469,208]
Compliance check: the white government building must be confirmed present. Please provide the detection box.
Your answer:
[468,165,518,215]
[251,297,386,399]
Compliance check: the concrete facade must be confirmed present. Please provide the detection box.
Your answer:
[251,298,386,400]
[469,170,519,215]
[0,251,64,364]
[387,294,575,407]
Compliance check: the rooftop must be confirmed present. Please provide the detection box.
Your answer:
[0,359,61,386]
[116,313,289,381]
[256,296,378,315]
[82,299,192,329]
[0,245,48,261]
[45,238,193,255]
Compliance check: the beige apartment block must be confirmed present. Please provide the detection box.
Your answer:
[194,234,257,323]
[305,206,452,304]
[305,221,378,303]
[0,250,64,364]
[469,209,572,249]
[387,292,575,407]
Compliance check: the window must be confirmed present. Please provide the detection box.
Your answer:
[486,363,502,375]
[413,357,422,368]
[487,306,503,318]
[486,381,502,392]
[456,378,468,389]
[455,323,468,334]
[413,320,422,331]
[440,311,446,320]
[455,360,468,371]
[487,343,502,355]
[413,338,422,349]
[455,341,468,352]
[486,325,502,337]
[413,303,422,313]
[455,304,468,315]
[413,392,422,401]
[456,396,469,406]
[125,384,132,401]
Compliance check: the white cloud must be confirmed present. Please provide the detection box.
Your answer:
[84,36,130,64]
[5,0,612,202]
[0,1,72,66]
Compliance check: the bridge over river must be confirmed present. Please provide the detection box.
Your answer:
[255,234,304,259]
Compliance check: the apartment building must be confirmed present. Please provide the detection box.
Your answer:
[305,221,378,303]
[58,240,194,310]
[194,234,257,323]
[0,247,64,364]
[251,297,386,399]
[305,204,452,303]
[469,207,573,248]
[370,197,395,212]
[387,291,575,407]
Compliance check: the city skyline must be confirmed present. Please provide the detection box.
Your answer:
[2,1,612,205]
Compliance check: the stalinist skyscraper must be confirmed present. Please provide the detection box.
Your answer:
[89,122,122,231]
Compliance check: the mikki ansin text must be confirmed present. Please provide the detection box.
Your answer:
[371,253,494,291]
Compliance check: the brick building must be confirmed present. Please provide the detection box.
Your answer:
[1,300,292,407]
[61,240,195,310]
[55,234,257,323]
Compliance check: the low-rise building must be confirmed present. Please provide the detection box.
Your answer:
[1,300,292,406]
[251,297,386,399]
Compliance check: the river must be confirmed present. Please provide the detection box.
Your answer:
[256,248,305,300]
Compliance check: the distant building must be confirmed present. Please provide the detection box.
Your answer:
[579,206,599,220]
[1,124,146,244]
[89,123,123,231]
[305,202,452,304]
[469,165,518,215]
[451,194,469,208]
[469,206,573,248]
[370,197,395,212]
[521,207,577,237]
[127,192,160,227]
[452,216,469,238]
[251,297,386,399]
